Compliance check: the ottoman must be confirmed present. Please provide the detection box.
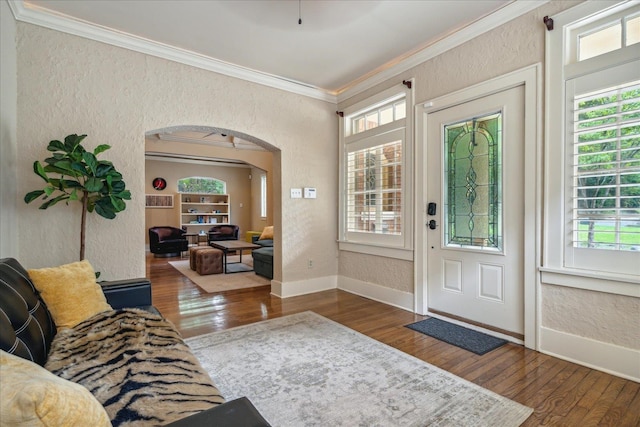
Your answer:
[252,247,273,280]
[195,248,223,275]
[189,246,212,271]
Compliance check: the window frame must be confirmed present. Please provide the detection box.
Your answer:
[339,84,414,260]
[260,173,267,219]
[543,0,640,292]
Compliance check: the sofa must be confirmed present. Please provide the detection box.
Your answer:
[251,237,273,280]
[0,257,270,427]
[149,226,189,257]
[208,224,240,244]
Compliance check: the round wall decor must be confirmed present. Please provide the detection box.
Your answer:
[152,177,167,191]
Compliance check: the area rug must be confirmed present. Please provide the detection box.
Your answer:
[186,311,533,426]
[168,256,269,293]
[406,317,508,355]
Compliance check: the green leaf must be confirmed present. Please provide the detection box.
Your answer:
[24,190,45,203]
[44,186,55,196]
[39,194,68,209]
[95,201,116,219]
[117,190,131,200]
[33,161,49,182]
[85,177,104,192]
[111,181,126,193]
[110,195,126,212]
[82,152,98,175]
[47,140,65,152]
[70,161,88,175]
[93,144,111,156]
[53,160,74,173]
[62,180,82,188]
[69,188,78,201]
[95,163,114,178]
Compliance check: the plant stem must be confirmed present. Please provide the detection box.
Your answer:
[80,190,88,260]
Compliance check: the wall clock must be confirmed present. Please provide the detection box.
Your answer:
[152,177,167,191]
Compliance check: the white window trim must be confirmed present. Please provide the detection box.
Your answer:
[544,0,640,294]
[338,83,414,260]
[260,174,267,219]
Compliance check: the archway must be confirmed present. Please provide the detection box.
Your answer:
[143,125,281,280]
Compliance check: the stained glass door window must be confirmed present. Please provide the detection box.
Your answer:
[443,112,503,250]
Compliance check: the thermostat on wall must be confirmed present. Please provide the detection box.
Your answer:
[303,187,317,199]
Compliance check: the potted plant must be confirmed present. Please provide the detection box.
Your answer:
[24,134,131,261]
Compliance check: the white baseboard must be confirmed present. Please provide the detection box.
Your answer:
[270,276,337,298]
[540,327,640,382]
[338,276,414,312]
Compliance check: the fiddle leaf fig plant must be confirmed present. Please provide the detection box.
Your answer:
[25,134,131,261]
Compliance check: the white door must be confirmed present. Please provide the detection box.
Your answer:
[426,85,525,336]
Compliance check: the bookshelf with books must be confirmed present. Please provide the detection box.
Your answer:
[179,193,230,234]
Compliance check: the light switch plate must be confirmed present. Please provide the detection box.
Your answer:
[303,187,317,199]
[290,188,302,198]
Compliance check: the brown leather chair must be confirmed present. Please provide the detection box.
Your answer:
[149,226,188,257]
[207,224,239,244]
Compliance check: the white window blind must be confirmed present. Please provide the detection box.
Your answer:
[347,139,402,235]
[571,80,640,251]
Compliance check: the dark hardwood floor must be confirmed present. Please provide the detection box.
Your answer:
[147,253,640,426]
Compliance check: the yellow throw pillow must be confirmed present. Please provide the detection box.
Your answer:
[28,260,112,329]
[0,350,111,426]
[259,226,274,240]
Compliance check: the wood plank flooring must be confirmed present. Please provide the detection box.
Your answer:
[147,254,639,426]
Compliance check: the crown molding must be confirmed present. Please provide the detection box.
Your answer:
[336,0,550,103]
[9,0,549,106]
[8,0,338,103]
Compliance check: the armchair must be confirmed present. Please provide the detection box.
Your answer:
[208,224,239,244]
[149,226,189,257]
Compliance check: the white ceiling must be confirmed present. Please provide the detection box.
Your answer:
[22,0,514,95]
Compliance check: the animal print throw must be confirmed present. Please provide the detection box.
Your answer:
[45,309,225,426]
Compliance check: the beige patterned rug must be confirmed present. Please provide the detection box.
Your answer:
[168,256,269,293]
[186,311,534,426]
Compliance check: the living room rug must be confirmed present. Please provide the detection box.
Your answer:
[406,317,508,355]
[186,311,533,426]
[168,256,269,293]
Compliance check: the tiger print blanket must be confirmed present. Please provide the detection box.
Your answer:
[45,308,225,426]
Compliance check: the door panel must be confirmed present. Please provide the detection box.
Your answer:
[426,85,525,334]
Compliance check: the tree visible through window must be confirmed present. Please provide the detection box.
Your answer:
[177,177,226,194]
[573,82,640,251]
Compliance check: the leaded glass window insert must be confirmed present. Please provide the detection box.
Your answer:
[444,112,502,250]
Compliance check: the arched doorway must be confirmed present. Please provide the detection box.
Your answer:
[144,125,281,280]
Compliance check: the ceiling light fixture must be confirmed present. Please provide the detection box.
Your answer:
[298,0,302,25]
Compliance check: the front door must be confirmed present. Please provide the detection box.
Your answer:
[426,85,525,336]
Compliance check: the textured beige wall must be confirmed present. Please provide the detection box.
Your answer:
[16,23,338,281]
[144,159,254,243]
[542,284,640,350]
[0,1,18,258]
[339,252,413,293]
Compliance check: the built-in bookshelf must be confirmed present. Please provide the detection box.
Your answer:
[179,193,230,233]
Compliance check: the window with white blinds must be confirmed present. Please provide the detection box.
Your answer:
[346,137,403,235]
[339,85,412,256]
[571,80,640,252]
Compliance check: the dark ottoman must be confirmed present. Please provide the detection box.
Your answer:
[252,247,273,280]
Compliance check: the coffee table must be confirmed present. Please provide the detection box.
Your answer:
[208,240,260,274]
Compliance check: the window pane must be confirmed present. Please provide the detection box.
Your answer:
[572,81,640,251]
[177,176,226,194]
[395,101,406,120]
[626,15,640,46]
[444,112,502,250]
[348,97,406,136]
[347,140,402,234]
[579,23,622,61]
[379,106,393,125]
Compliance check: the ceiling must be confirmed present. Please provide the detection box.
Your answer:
[22,0,514,95]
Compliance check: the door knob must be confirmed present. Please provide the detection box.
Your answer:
[428,220,437,230]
